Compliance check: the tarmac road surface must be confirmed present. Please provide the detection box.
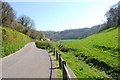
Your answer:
[2,42,52,78]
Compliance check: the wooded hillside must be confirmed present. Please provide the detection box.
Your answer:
[0,1,46,41]
[44,25,100,41]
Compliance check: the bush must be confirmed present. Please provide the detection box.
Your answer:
[35,41,54,50]
[57,44,70,52]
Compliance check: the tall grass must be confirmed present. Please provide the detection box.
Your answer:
[59,51,110,79]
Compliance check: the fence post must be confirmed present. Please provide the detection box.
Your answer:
[62,61,67,80]
[59,54,62,69]
[56,51,58,60]
[53,48,55,55]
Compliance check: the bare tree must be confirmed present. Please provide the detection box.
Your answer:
[17,15,35,29]
[117,1,120,26]
[105,1,120,27]
[99,1,120,32]
[0,1,15,27]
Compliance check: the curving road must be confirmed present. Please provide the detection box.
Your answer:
[2,42,53,78]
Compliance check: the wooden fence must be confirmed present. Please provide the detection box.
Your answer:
[53,48,72,80]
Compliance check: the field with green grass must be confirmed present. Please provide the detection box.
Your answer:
[1,27,31,57]
[57,39,79,44]
[59,27,119,78]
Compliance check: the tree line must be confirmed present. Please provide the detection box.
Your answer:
[1,1,119,41]
[44,25,100,41]
[99,1,120,31]
[0,1,45,40]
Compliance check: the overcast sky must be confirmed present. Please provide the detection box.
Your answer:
[7,0,119,31]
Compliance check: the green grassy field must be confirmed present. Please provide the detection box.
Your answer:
[1,27,31,57]
[66,27,118,67]
[58,27,119,78]
[57,39,79,44]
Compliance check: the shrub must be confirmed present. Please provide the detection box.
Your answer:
[35,41,54,50]
[57,44,70,52]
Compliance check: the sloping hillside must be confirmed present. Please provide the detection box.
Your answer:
[62,27,119,78]
[1,27,31,57]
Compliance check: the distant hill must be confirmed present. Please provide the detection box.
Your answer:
[44,25,100,41]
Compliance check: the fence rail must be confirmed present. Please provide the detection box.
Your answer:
[53,48,72,80]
